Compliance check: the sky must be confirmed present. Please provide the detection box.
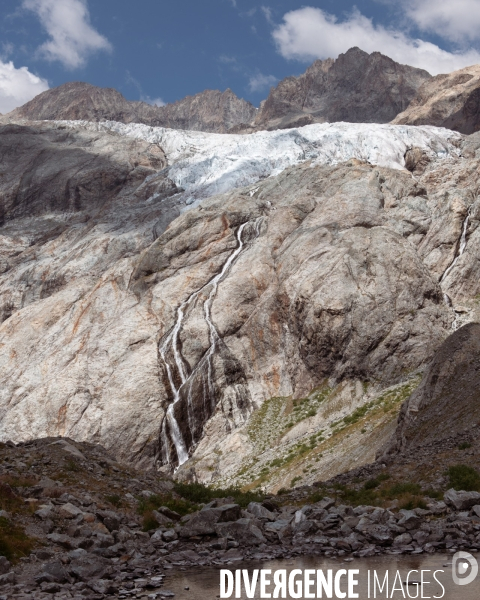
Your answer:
[1,0,480,114]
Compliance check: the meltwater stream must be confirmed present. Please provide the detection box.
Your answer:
[159,219,263,467]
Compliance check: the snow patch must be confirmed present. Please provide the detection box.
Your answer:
[56,120,462,206]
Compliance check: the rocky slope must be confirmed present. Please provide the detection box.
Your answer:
[380,322,480,458]
[392,64,480,134]
[248,47,431,131]
[7,83,257,134]
[0,118,479,493]
[3,435,480,599]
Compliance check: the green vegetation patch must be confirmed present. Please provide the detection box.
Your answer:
[0,517,35,562]
[447,464,480,492]
[174,481,264,508]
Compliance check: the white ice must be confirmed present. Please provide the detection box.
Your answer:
[57,120,462,206]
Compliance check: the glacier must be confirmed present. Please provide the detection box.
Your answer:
[57,120,462,206]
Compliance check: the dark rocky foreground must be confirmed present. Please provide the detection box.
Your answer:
[1,437,480,599]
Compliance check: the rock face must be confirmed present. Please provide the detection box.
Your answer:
[381,323,480,458]
[7,82,257,133]
[0,118,479,488]
[392,64,480,134]
[250,47,431,131]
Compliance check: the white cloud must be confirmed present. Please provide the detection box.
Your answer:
[272,7,480,75]
[405,0,480,44]
[248,72,277,92]
[0,60,49,113]
[23,0,112,69]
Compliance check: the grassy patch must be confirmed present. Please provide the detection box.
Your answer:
[447,464,480,492]
[104,494,123,509]
[173,482,264,508]
[0,517,35,562]
[0,482,27,515]
[330,378,421,435]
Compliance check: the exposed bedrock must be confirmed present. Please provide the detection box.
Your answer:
[380,322,480,460]
[0,121,479,482]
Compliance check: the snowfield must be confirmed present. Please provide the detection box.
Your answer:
[58,120,462,206]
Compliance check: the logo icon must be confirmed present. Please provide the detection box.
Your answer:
[452,551,478,585]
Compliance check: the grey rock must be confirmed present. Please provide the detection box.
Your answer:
[152,510,174,526]
[427,501,447,515]
[0,558,10,576]
[69,555,111,581]
[162,529,178,542]
[179,509,219,537]
[47,533,77,550]
[444,489,480,511]
[361,524,393,545]
[0,572,15,586]
[156,507,181,522]
[38,561,69,583]
[59,502,84,519]
[397,510,422,531]
[215,518,266,546]
[247,502,276,521]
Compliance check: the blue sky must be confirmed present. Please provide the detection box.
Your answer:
[1,0,480,113]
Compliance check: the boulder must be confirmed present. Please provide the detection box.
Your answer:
[0,558,10,576]
[69,555,111,581]
[37,561,69,584]
[247,502,276,521]
[397,510,422,530]
[215,518,266,546]
[444,489,480,510]
[361,524,393,545]
[58,503,83,519]
[179,509,219,537]
[393,533,413,546]
[157,506,181,521]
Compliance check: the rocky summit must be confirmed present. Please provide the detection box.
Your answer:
[7,83,257,134]
[249,47,431,131]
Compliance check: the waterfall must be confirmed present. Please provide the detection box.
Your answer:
[158,219,263,467]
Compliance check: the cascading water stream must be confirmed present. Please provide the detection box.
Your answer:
[158,219,262,467]
[439,206,472,325]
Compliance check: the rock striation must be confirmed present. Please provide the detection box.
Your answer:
[392,64,480,134]
[7,82,257,133]
[249,47,431,131]
[1,117,480,490]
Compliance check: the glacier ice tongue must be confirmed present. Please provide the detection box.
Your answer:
[56,120,462,206]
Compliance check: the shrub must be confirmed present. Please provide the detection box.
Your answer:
[173,482,263,508]
[447,465,480,492]
[458,442,472,450]
[364,478,380,490]
[105,494,123,508]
